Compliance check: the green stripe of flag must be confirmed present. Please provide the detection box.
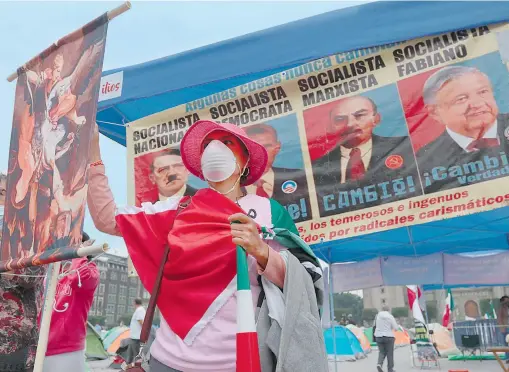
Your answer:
[237,245,250,291]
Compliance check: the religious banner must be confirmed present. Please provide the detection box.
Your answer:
[0,14,109,273]
[126,22,509,247]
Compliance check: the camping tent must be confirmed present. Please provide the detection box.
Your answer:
[95,1,509,264]
[106,328,130,354]
[394,327,411,348]
[85,322,109,360]
[428,323,460,357]
[102,325,129,352]
[361,325,410,348]
[364,326,375,345]
[345,325,371,353]
[324,326,366,361]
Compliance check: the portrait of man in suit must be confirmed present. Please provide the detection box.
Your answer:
[244,123,311,222]
[136,148,197,204]
[312,95,421,216]
[416,65,509,193]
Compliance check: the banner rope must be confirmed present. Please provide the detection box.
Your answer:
[96,120,128,127]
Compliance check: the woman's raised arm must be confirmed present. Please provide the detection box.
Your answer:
[87,123,122,237]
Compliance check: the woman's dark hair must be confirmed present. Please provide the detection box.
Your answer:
[240,167,250,183]
[82,231,90,243]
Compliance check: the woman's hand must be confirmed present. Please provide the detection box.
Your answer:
[89,122,102,164]
[229,213,269,268]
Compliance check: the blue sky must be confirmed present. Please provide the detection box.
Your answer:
[0,1,364,255]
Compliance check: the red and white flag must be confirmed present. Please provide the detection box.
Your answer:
[442,289,454,327]
[406,285,426,324]
[116,189,243,345]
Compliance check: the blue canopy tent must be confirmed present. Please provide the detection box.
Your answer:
[95,1,509,264]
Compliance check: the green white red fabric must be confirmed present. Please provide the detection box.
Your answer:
[442,289,454,326]
[115,188,321,371]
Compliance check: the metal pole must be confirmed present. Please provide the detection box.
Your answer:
[328,247,339,372]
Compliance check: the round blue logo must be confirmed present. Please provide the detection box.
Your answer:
[282,180,297,194]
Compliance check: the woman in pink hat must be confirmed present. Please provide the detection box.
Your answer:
[86,120,323,372]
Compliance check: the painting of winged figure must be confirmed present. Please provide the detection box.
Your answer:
[1,22,107,262]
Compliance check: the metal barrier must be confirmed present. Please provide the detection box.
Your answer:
[452,320,508,352]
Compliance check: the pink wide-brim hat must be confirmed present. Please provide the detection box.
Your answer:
[180,120,268,186]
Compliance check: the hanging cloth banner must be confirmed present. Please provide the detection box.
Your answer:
[381,253,443,285]
[126,21,509,249]
[331,258,383,292]
[329,251,509,292]
[0,14,109,273]
[443,251,509,285]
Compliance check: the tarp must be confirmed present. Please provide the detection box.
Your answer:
[95,1,509,265]
[324,326,366,361]
[85,322,109,360]
[97,1,509,142]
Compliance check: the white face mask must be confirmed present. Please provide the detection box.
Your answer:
[201,140,237,182]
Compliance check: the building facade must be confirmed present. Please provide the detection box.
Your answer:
[88,253,149,327]
[362,286,408,310]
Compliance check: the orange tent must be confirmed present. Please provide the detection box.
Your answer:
[346,325,371,353]
[106,329,130,354]
[428,323,459,356]
[393,327,410,347]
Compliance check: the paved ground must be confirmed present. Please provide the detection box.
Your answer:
[328,346,506,372]
[88,347,507,371]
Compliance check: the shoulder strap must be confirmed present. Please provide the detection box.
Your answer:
[140,197,191,342]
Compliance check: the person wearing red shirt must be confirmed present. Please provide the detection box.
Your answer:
[42,232,100,372]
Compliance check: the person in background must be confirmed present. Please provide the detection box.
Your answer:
[347,314,357,326]
[374,305,398,372]
[43,232,100,372]
[0,172,47,372]
[497,295,509,364]
[125,298,146,364]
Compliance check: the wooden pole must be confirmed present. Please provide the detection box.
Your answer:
[33,261,61,372]
[32,242,109,372]
[6,1,131,82]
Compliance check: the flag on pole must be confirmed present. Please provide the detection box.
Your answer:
[442,289,454,326]
[0,13,109,273]
[116,189,321,370]
[491,300,498,319]
[417,285,426,311]
[407,285,426,324]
